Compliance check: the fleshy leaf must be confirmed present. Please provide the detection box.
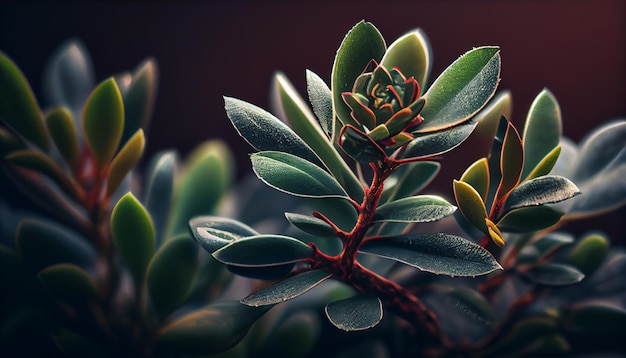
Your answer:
[224,96,320,165]
[522,89,562,180]
[306,69,334,138]
[490,317,558,356]
[381,161,440,203]
[332,21,386,127]
[501,175,580,214]
[380,29,431,92]
[285,213,336,238]
[570,121,626,183]
[106,129,145,199]
[260,311,321,358]
[146,234,199,318]
[251,151,347,198]
[45,107,80,175]
[339,125,387,163]
[82,77,124,167]
[460,158,490,202]
[227,264,295,281]
[453,180,489,235]
[213,235,312,267]
[402,120,478,159]
[360,233,502,276]
[190,216,259,253]
[524,263,584,285]
[373,195,456,223]
[110,193,155,284]
[566,233,609,275]
[496,205,564,233]
[495,120,523,202]
[143,151,177,245]
[325,295,383,331]
[565,301,626,332]
[472,91,512,146]
[418,47,500,133]
[525,146,561,181]
[37,263,98,304]
[241,269,332,306]
[121,58,158,144]
[0,51,49,150]
[157,301,271,355]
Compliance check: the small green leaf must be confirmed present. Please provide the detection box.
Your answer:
[0,51,49,150]
[190,216,259,253]
[525,146,561,181]
[106,129,144,199]
[453,180,489,235]
[147,234,199,318]
[241,269,331,306]
[143,151,177,245]
[373,195,456,223]
[285,213,336,238]
[460,158,490,202]
[495,120,523,201]
[251,151,348,198]
[339,125,387,163]
[82,77,124,167]
[38,263,98,304]
[121,58,158,144]
[491,316,558,355]
[360,233,502,276]
[381,161,440,203]
[565,301,626,332]
[502,175,580,213]
[381,29,431,92]
[566,233,609,275]
[306,69,333,138]
[325,295,383,331]
[522,89,562,180]
[418,47,500,133]
[157,301,271,355]
[332,21,386,127]
[45,107,80,175]
[524,263,584,285]
[214,235,312,267]
[402,120,478,159]
[111,193,155,284]
[496,205,564,233]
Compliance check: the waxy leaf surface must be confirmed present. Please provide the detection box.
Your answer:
[402,120,479,159]
[502,175,580,214]
[325,295,383,331]
[497,205,563,233]
[285,213,336,238]
[213,235,312,267]
[190,216,259,253]
[373,195,456,223]
[306,69,334,138]
[461,158,490,202]
[453,180,489,234]
[524,263,584,285]
[241,269,332,306]
[380,29,431,92]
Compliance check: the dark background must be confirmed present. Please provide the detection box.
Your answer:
[1,0,624,240]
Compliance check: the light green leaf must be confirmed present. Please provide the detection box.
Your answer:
[121,58,158,144]
[106,129,144,199]
[241,269,331,306]
[472,91,512,146]
[496,205,563,233]
[453,180,489,235]
[38,263,98,304]
[306,69,333,138]
[325,295,383,331]
[461,158,490,202]
[566,233,609,275]
[502,175,580,213]
[285,213,336,238]
[382,161,440,203]
[524,263,584,285]
[373,195,456,223]
[213,235,312,267]
[525,146,561,181]
[45,107,80,175]
[381,29,431,92]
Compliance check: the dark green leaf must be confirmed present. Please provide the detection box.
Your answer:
[339,125,387,163]
[373,195,456,223]
[227,263,295,281]
[525,146,561,181]
[306,69,333,138]
[495,120,523,201]
[566,233,609,275]
[51,328,106,358]
[37,263,98,304]
[285,213,336,238]
[332,21,386,127]
[251,151,347,198]
[517,232,573,265]
[143,150,177,245]
[214,234,312,267]
[325,295,383,331]
[496,205,563,232]
[565,301,626,332]
[190,216,259,253]
[382,161,440,203]
[460,158,490,202]
[418,47,500,133]
[261,311,321,358]
[242,269,331,306]
[524,263,584,285]
[381,29,431,92]
[491,316,558,355]
[502,175,580,213]
[453,180,489,235]
[121,58,158,144]
[0,51,49,150]
[0,127,24,155]
[402,120,478,159]
[45,107,80,175]
[360,233,502,276]
[106,129,145,199]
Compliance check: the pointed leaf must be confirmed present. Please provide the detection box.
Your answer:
[0,51,49,150]
[332,21,386,127]
[381,29,431,92]
[190,216,259,253]
[418,47,500,133]
[382,161,440,203]
[45,107,80,175]
[306,69,333,138]
[111,193,155,284]
[38,263,98,304]
[325,295,383,331]
[224,96,320,165]
[461,158,490,202]
[143,151,177,244]
[524,263,584,285]
[402,119,479,159]
[453,180,489,235]
[214,235,312,267]
[502,175,580,213]
[525,146,561,181]
[495,120,523,202]
[242,269,331,306]
[373,195,456,223]
[251,151,347,198]
[522,89,562,180]
[106,129,145,198]
[360,233,502,276]
[285,213,336,238]
[496,205,564,233]
[121,58,158,144]
[82,77,124,167]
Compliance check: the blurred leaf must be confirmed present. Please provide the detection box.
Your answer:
[111,193,155,284]
[51,328,105,358]
[106,129,144,198]
[518,232,573,265]
[360,233,502,276]
[45,107,80,175]
[565,300,626,332]
[332,20,386,127]
[381,161,440,203]
[157,301,271,355]
[472,91,512,145]
[570,120,626,183]
[285,213,336,238]
[214,234,312,267]
[82,77,124,168]
[143,150,177,245]
[566,233,609,275]
[373,195,456,223]
[261,311,320,358]
[251,151,348,199]
[522,89,562,180]
[502,175,580,214]
[453,180,489,235]
[166,140,233,238]
[306,69,333,138]
[339,125,387,163]
[38,263,98,304]
[325,295,382,331]
[381,29,431,92]
[491,316,558,355]
[146,234,198,319]
[485,117,508,211]
[227,263,295,281]
[418,47,500,133]
[525,146,561,181]
[0,127,25,155]
[524,263,584,285]
[402,119,478,159]
[121,58,158,144]
[0,51,49,150]
[460,158,490,202]
[242,269,331,306]
[190,216,259,253]
[496,205,563,233]
[495,120,523,201]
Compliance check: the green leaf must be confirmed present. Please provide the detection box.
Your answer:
[272,73,363,200]
[306,69,333,138]
[213,235,312,267]
[525,146,561,181]
[381,161,440,203]
[339,125,387,163]
[82,77,124,167]
[147,234,199,318]
[285,213,336,238]
[566,233,609,275]
[373,195,456,223]
[251,151,348,198]
[472,91,512,146]
[524,263,584,285]
[261,311,321,358]
[121,58,158,144]
[491,316,558,355]
[501,175,580,214]
[495,120,523,201]
[381,29,431,92]
[190,216,259,253]
[37,263,98,304]
[106,129,144,199]
[0,127,24,155]
[360,233,502,276]
[453,180,489,235]
[45,107,80,175]
[228,264,295,281]
[143,151,177,245]
[325,295,383,331]
[111,193,155,284]
[496,205,564,233]
[224,96,320,165]
[418,47,500,133]
[460,158,490,202]
[241,269,331,306]
[570,121,626,183]
[332,21,386,127]
[0,51,49,150]
[157,301,271,355]
[565,301,626,332]
[402,120,478,159]
[166,140,233,238]
[522,89,562,180]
